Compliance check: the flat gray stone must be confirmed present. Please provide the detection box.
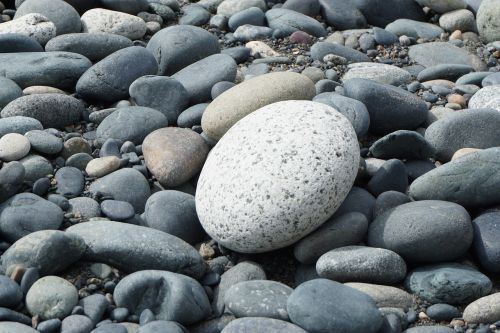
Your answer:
[221,318,307,333]
[409,42,487,71]
[386,19,444,39]
[265,8,327,37]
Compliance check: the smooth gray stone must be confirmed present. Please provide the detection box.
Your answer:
[373,191,411,219]
[343,78,428,134]
[142,190,205,245]
[332,186,375,221]
[129,76,187,123]
[370,130,435,160]
[38,319,62,333]
[0,193,63,242]
[287,279,383,333]
[233,24,273,42]
[221,46,251,64]
[89,108,117,125]
[173,54,237,104]
[228,7,265,31]
[311,42,370,63]
[417,64,474,82]
[265,8,327,37]
[179,4,210,26]
[409,42,487,71]
[317,245,407,284]
[295,264,320,285]
[68,197,101,219]
[0,162,25,204]
[188,314,235,333]
[79,294,108,324]
[91,324,127,333]
[367,159,408,196]
[221,318,307,333]
[0,276,22,309]
[473,212,500,273]
[409,148,500,207]
[101,200,135,221]
[404,326,454,333]
[405,263,492,304]
[66,220,206,278]
[212,261,266,317]
[88,168,150,213]
[19,154,52,182]
[113,270,210,325]
[368,200,473,262]
[386,19,444,39]
[426,304,461,321]
[351,0,425,27]
[45,33,133,62]
[0,52,91,89]
[211,81,236,100]
[177,103,208,128]
[146,25,220,76]
[14,0,80,35]
[0,230,86,276]
[0,117,43,138]
[25,130,62,155]
[0,33,43,53]
[319,0,366,30]
[456,71,492,85]
[313,93,370,138]
[482,72,500,86]
[373,27,399,45]
[0,322,38,333]
[404,160,435,181]
[283,0,320,16]
[294,212,368,264]
[0,308,31,326]
[20,267,39,297]
[100,0,148,14]
[95,106,168,146]
[61,315,94,333]
[76,46,158,102]
[425,108,500,162]
[224,280,293,321]
[65,153,93,170]
[137,321,185,333]
[1,94,83,128]
[55,166,84,198]
[0,77,22,110]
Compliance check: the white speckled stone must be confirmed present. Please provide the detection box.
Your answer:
[81,8,147,40]
[196,100,360,253]
[342,62,412,86]
[0,13,56,45]
[0,133,30,161]
[469,85,500,111]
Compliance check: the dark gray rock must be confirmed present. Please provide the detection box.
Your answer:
[0,117,43,138]
[265,8,327,37]
[45,33,133,62]
[66,220,206,278]
[332,186,375,221]
[213,261,266,317]
[0,276,22,309]
[19,154,53,182]
[142,190,205,245]
[316,245,407,284]
[405,263,492,304]
[101,200,135,221]
[408,42,487,71]
[409,148,500,208]
[129,76,188,123]
[287,279,383,333]
[211,81,236,100]
[76,46,158,102]
[61,315,94,333]
[15,0,81,35]
[113,270,210,325]
[173,54,237,104]
[100,0,148,14]
[221,317,307,333]
[373,27,399,45]
[343,78,428,134]
[368,200,473,262]
[88,168,151,213]
[37,319,62,333]
[221,46,251,64]
[0,308,32,326]
[228,7,265,31]
[177,104,208,128]
[55,167,84,198]
[0,162,25,204]
[0,193,63,242]
[369,130,435,160]
[367,159,408,196]
[225,280,292,321]
[137,321,185,333]
[91,324,127,333]
[417,64,474,82]
[351,0,425,27]
[0,77,22,110]
[294,212,368,264]
[319,0,366,30]
[79,294,108,324]
[0,52,91,89]
[404,160,435,181]
[373,191,411,219]
[25,130,62,155]
[179,4,211,26]
[1,94,83,129]
[20,268,39,297]
[385,19,444,39]
[313,93,370,138]
[311,42,370,63]
[283,0,320,16]
[95,106,168,146]
[456,72,492,85]
[146,25,220,76]
[426,304,461,322]
[472,212,500,273]
[0,33,43,53]
[188,314,235,333]
[0,230,85,276]
[425,108,500,162]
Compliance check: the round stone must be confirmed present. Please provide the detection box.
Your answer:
[100,200,135,221]
[26,276,78,320]
[469,86,500,111]
[85,156,120,178]
[463,292,500,323]
[68,197,101,220]
[0,117,43,138]
[0,276,23,309]
[0,133,30,161]
[24,130,63,155]
[196,101,359,253]
[0,77,22,109]
[473,212,500,273]
[477,0,500,43]
[426,304,461,322]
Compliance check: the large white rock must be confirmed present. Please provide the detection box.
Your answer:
[196,100,360,253]
[342,62,412,86]
[469,85,500,111]
[0,13,56,45]
[81,8,147,40]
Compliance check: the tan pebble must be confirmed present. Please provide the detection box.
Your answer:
[449,30,462,40]
[445,102,463,110]
[23,86,67,95]
[10,266,26,282]
[199,243,215,260]
[245,41,279,58]
[452,148,482,160]
[419,311,429,320]
[447,94,466,106]
[450,319,465,327]
[85,156,120,178]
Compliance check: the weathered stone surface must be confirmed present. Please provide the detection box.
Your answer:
[0,14,56,45]
[81,8,147,40]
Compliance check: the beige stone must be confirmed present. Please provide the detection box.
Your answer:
[85,156,120,178]
[452,148,481,160]
[464,292,500,323]
[345,282,414,310]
